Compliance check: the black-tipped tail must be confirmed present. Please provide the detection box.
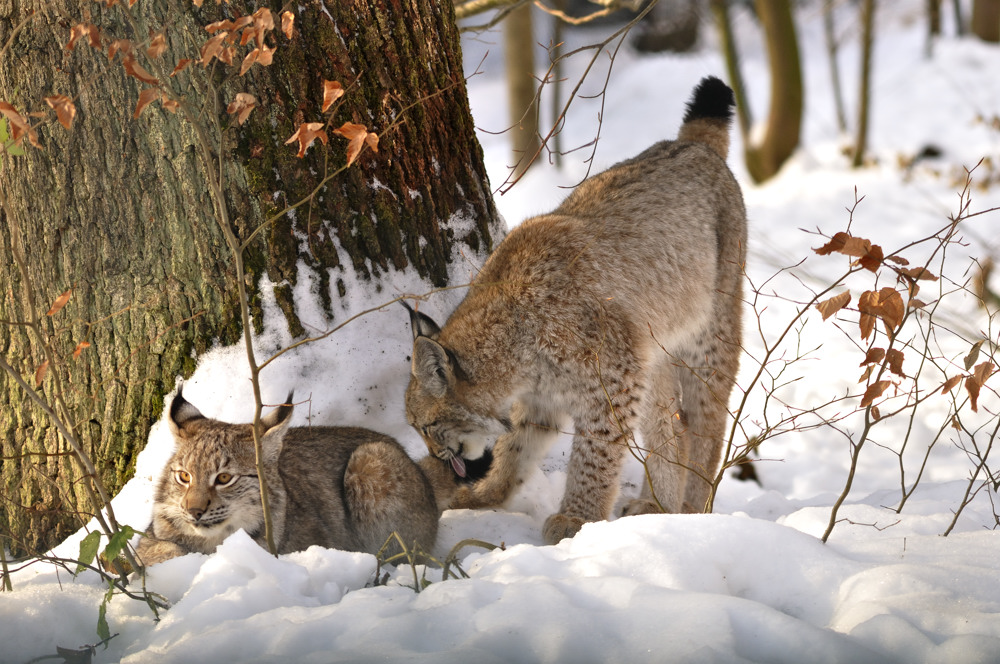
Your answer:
[682,76,735,124]
[677,76,734,159]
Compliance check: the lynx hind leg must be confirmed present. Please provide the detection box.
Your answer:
[343,440,440,558]
[674,313,742,514]
[621,359,689,517]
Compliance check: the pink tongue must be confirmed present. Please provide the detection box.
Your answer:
[450,455,467,478]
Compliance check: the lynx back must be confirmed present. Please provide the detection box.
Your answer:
[404,76,746,544]
[136,391,440,565]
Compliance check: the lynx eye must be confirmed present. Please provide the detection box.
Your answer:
[214,472,236,486]
[174,470,191,486]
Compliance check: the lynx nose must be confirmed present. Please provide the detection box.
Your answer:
[187,505,206,521]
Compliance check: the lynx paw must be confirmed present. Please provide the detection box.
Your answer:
[542,513,586,545]
[620,498,665,517]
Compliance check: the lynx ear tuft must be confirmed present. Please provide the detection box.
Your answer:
[260,393,295,462]
[261,392,295,434]
[402,300,442,340]
[412,336,452,397]
[169,389,206,438]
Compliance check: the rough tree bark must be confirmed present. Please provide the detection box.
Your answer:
[972,0,1000,42]
[0,0,500,556]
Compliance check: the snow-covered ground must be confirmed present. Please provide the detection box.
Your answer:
[4,2,1000,662]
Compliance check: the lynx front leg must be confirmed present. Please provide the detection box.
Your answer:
[543,392,636,544]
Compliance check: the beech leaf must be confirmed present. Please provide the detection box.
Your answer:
[170,59,192,76]
[964,340,984,371]
[134,88,161,118]
[200,32,228,66]
[322,80,344,113]
[816,291,851,321]
[860,380,891,408]
[35,360,49,388]
[285,122,328,158]
[239,48,259,76]
[900,267,939,281]
[47,288,72,316]
[282,11,295,39]
[107,39,132,61]
[940,375,963,394]
[73,341,91,359]
[122,55,159,85]
[67,24,100,50]
[227,93,257,125]
[334,122,377,166]
[859,347,885,367]
[886,348,905,378]
[147,31,167,59]
[814,232,883,272]
[45,95,76,130]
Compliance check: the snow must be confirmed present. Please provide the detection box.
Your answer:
[4,3,1000,662]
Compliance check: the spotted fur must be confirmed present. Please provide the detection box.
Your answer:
[404,77,746,544]
[136,391,440,565]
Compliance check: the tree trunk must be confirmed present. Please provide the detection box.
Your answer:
[972,0,1000,42]
[504,2,540,179]
[0,0,499,556]
[744,0,803,183]
[852,0,876,168]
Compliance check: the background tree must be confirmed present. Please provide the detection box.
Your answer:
[972,0,1000,41]
[0,0,500,556]
[504,2,541,179]
[712,0,803,183]
[852,0,876,168]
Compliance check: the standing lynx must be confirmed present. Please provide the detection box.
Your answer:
[136,390,440,565]
[404,76,746,544]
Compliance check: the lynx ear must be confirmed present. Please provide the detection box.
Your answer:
[412,337,452,398]
[169,389,206,439]
[259,392,294,462]
[402,300,441,340]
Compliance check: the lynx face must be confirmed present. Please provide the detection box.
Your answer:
[154,421,270,550]
[405,369,510,478]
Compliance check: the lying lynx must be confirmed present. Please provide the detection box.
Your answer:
[136,390,440,566]
[404,76,746,544]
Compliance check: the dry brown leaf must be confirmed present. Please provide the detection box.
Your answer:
[219,45,235,66]
[67,24,100,50]
[281,11,295,39]
[886,348,905,378]
[256,44,275,66]
[334,122,377,165]
[47,288,72,316]
[73,341,91,359]
[205,19,235,33]
[951,414,961,430]
[973,361,995,386]
[122,55,159,84]
[35,360,49,388]
[108,39,132,61]
[147,31,167,59]
[858,365,875,383]
[860,380,891,408]
[239,49,259,76]
[285,122,328,158]
[253,7,275,32]
[170,59,193,77]
[161,97,179,114]
[859,347,885,367]
[365,132,379,152]
[940,375,963,394]
[871,405,882,421]
[200,32,228,66]
[45,95,76,130]
[908,299,927,310]
[966,376,983,413]
[134,88,161,118]
[227,93,257,125]
[900,267,939,281]
[322,80,344,113]
[814,232,883,272]
[964,340,984,371]
[816,291,851,321]
[884,254,909,266]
